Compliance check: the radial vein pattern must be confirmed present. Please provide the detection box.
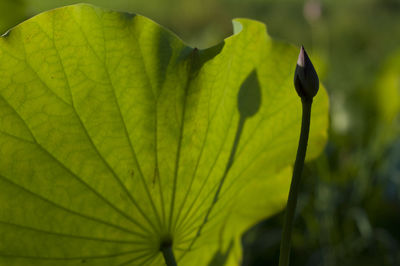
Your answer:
[0,4,329,266]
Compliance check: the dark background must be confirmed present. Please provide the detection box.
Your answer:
[2,0,400,265]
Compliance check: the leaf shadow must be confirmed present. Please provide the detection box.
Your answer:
[208,69,262,206]
[188,70,262,250]
[207,240,234,266]
[228,69,262,173]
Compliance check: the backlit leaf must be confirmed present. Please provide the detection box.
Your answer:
[0,4,329,265]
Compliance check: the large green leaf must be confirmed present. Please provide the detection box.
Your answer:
[0,4,329,265]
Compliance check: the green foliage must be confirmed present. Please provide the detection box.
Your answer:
[0,0,26,34]
[374,50,400,127]
[0,4,329,265]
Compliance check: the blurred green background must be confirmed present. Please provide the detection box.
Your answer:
[1,0,400,265]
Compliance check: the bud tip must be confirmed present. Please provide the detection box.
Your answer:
[297,46,305,67]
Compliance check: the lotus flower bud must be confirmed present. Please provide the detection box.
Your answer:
[294,46,319,100]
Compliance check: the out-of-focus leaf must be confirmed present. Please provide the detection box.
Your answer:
[0,0,26,35]
[374,50,400,125]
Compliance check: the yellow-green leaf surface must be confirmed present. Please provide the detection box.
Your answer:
[0,4,329,266]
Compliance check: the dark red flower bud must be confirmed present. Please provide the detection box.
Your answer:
[294,46,319,100]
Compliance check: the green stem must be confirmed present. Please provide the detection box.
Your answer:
[279,99,313,266]
[161,244,177,266]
